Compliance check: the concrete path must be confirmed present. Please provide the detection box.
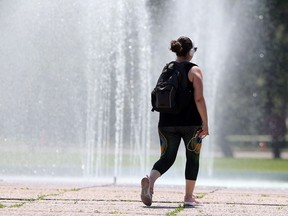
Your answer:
[0,181,287,216]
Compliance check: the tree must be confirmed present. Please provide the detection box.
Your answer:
[215,0,288,158]
[264,0,288,158]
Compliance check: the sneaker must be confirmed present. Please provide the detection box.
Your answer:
[140,176,152,206]
[184,195,201,206]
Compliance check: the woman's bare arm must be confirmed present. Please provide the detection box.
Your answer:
[188,66,209,137]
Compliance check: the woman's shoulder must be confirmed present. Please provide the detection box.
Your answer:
[188,65,202,82]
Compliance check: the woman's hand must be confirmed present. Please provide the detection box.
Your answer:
[199,124,209,139]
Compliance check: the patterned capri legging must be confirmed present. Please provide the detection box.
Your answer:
[152,126,202,180]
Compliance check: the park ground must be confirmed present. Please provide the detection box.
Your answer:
[0,180,287,216]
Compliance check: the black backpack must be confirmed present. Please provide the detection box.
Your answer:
[151,61,195,114]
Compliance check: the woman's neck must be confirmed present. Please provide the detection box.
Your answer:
[176,56,191,62]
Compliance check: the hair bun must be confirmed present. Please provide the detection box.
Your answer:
[170,40,182,53]
[170,36,193,57]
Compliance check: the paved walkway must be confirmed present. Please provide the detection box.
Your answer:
[0,181,287,216]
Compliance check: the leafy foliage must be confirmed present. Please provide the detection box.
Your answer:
[212,0,288,157]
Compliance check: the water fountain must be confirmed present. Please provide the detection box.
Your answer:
[0,0,153,183]
[2,0,286,187]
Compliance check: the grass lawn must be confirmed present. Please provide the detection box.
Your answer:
[1,146,288,175]
[213,158,288,172]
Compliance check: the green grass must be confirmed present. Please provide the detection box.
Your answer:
[166,204,184,216]
[0,151,82,166]
[7,187,81,209]
[9,203,25,208]
[196,193,207,199]
[110,211,122,214]
[1,143,288,174]
[213,158,288,172]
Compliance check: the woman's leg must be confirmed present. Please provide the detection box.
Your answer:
[150,127,181,191]
[185,179,197,196]
[148,169,161,194]
[181,126,202,198]
[141,127,181,206]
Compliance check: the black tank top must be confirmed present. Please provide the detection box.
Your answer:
[158,61,202,127]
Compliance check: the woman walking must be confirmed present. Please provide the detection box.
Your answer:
[141,36,209,207]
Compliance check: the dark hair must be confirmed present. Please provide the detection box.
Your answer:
[170,36,193,56]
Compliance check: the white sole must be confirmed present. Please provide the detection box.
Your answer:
[140,177,152,206]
